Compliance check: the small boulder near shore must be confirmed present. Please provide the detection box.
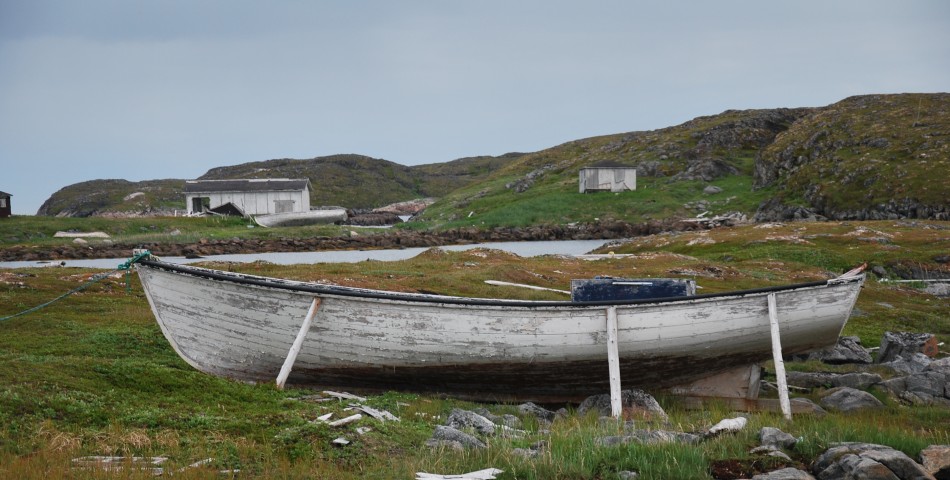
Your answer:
[819,387,884,412]
[577,389,668,421]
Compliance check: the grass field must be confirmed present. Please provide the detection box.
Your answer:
[0,220,948,479]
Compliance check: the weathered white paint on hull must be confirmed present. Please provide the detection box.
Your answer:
[253,209,347,228]
[136,261,864,401]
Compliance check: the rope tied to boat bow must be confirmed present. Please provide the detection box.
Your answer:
[0,250,153,322]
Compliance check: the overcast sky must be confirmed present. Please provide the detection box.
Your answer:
[1,1,948,214]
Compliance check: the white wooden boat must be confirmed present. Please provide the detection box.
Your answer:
[134,256,865,401]
[253,208,347,227]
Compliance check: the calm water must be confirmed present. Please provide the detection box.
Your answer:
[0,239,611,269]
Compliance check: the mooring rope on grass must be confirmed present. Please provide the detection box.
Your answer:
[0,250,152,322]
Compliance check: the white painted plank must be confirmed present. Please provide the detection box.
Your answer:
[606,306,622,418]
[277,297,321,389]
[768,293,792,421]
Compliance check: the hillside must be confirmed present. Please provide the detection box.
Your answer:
[35,93,948,224]
[417,93,949,228]
[36,179,186,217]
[754,93,950,220]
[36,153,521,217]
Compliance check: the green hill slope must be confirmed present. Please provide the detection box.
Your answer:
[36,154,520,216]
[753,93,950,220]
[416,93,948,229]
[36,179,186,217]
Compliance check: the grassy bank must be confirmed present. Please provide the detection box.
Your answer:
[0,215,387,249]
[0,221,948,479]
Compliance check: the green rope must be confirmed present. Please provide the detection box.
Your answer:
[0,250,153,322]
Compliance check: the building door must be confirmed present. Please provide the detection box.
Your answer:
[191,197,209,213]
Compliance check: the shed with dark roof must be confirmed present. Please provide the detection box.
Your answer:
[184,179,311,216]
[0,191,11,218]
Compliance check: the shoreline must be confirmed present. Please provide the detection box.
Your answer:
[0,218,727,262]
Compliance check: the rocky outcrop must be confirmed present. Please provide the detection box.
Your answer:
[813,443,936,480]
[793,336,873,365]
[878,332,940,364]
[753,94,950,222]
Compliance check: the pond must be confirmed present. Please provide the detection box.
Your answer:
[0,239,613,269]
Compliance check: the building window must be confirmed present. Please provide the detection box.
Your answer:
[274,200,295,213]
[0,198,6,208]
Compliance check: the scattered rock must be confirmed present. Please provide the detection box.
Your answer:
[517,402,557,423]
[924,283,950,297]
[707,416,748,436]
[880,359,950,406]
[473,408,521,428]
[446,409,496,436]
[750,445,793,461]
[789,397,827,416]
[759,427,797,449]
[793,336,872,364]
[426,426,486,449]
[880,353,934,375]
[819,387,884,412]
[577,389,668,422]
[919,445,950,479]
[618,470,640,479]
[704,185,724,194]
[751,467,816,480]
[877,331,939,363]
[512,441,547,459]
[813,443,935,480]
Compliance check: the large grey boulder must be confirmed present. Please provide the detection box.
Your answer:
[881,353,935,375]
[928,358,950,375]
[814,443,935,480]
[792,336,872,364]
[446,408,496,436]
[751,467,816,480]
[878,332,939,363]
[517,402,557,423]
[426,425,486,449]
[822,336,874,364]
[759,427,798,449]
[819,387,884,412]
[880,361,950,406]
[920,445,950,479]
[578,389,668,421]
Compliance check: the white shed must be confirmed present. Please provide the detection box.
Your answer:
[184,178,311,216]
[579,166,636,193]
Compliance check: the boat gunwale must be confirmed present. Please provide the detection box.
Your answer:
[136,259,862,308]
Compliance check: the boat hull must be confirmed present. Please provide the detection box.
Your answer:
[136,260,864,401]
[253,209,347,227]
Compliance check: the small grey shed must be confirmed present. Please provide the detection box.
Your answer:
[184,178,311,216]
[579,163,636,193]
